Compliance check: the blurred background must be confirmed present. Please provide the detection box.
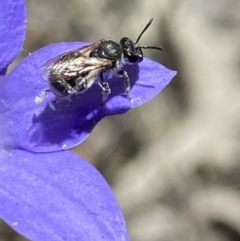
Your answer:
[2,0,240,240]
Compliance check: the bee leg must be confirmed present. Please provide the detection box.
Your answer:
[56,79,77,95]
[117,70,131,100]
[49,97,62,111]
[35,89,51,104]
[99,72,111,104]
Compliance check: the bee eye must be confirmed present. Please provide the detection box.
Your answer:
[120,38,132,53]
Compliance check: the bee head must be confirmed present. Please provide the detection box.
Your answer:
[120,37,143,64]
[120,18,163,64]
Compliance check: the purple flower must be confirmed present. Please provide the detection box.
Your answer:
[1,42,176,152]
[0,1,176,241]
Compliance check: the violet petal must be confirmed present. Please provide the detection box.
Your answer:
[0,42,176,152]
[0,0,26,78]
[0,148,129,241]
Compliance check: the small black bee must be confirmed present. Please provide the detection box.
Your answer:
[43,18,162,104]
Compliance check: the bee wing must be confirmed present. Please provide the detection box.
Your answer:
[41,41,103,75]
[52,57,112,79]
[47,56,113,96]
[45,55,113,92]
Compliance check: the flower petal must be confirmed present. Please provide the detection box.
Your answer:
[0,149,129,241]
[0,0,26,78]
[0,42,176,152]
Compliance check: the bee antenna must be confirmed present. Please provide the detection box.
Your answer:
[135,18,154,44]
[138,46,163,51]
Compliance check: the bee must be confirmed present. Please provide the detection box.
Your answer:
[42,18,162,104]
